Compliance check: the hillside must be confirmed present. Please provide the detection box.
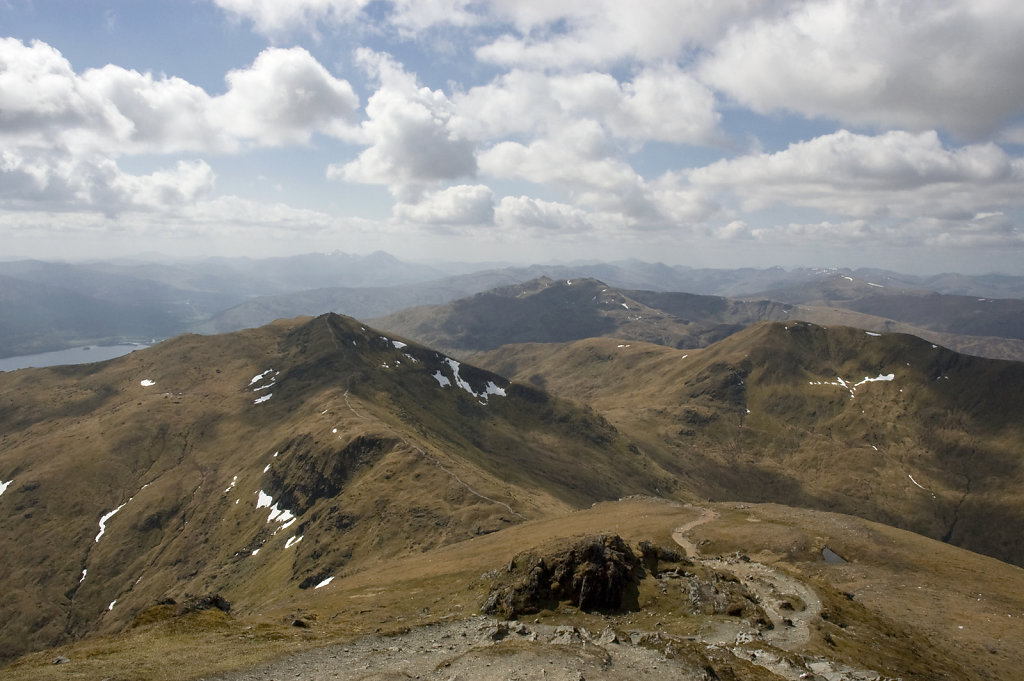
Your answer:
[0,313,678,663]
[371,276,794,354]
[475,322,1024,568]
[2,316,1024,680]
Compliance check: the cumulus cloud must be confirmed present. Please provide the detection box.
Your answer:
[495,196,592,232]
[393,184,494,225]
[328,50,476,200]
[212,47,360,145]
[0,39,359,157]
[0,151,214,213]
[699,0,1024,137]
[453,65,719,145]
[476,0,786,69]
[688,129,1024,219]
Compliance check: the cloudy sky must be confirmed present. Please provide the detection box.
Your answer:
[3,0,1024,273]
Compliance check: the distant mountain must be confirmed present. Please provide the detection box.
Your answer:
[475,321,1024,569]
[749,274,1024,360]
[0,252,445,357]
[370,277,794,354]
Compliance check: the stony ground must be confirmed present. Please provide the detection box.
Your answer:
[200,507,884,681]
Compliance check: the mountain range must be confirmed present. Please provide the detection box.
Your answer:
[1,307,1023,679]
[5,253,1024,361]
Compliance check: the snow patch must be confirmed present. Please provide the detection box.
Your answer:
[621,303,629,309]
[80,569,87,583]
[314,576,334,589]
[868,282,883,287]
[392,340,407,349]
[0,479,11,498]
[253,393,273,405]
[108,600,117,611]
[249,369,274,386]
[285,535,303,549]
[140,379,156,387]
[908,474,927,490]
[95,502,128,542]
[432,371,451,387]
[865,331,881,337]
[224,475,238,493]
[256,490,296,525]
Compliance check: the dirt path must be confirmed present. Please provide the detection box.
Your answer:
[668,507,880,681]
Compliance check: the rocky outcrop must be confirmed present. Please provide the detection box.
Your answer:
[481,535,643,618]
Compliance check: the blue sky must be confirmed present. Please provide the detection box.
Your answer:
[3,0,1024,273]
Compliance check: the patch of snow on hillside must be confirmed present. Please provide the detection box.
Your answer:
[482,381,506,398]
[868,282,883,287]
[263,464,271,473]
[250,369,274,385]
[865,331,881,337]
[224,475,238,493]
[315,576,334,589]
[854,373,894,386]
[80,569,87,583]
[810,372,895,398]
[842,276,853,282]
[392,340,407,349]
[140,379,156,387]
[908,474,927,490]
[617,344,630,348]
[432,371,451,387]
[256,490,296,525]
[252,548,260,556]
[95,502,128,542]
[285,535,303,548]
[0,479,11,497]
[442,358,506,402]
[108,600,116,611]
[621,303,629,309]
[253,393,273,405]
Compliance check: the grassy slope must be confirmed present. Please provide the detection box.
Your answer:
[0,314,678,663]
[473,321,1024,568]
[4,497,1023,681]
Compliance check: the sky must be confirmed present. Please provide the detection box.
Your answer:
[2,0,1024,274]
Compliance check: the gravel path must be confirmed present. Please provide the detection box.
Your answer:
[199,617,711,681]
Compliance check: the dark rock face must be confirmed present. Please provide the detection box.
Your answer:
[482,535,643,619]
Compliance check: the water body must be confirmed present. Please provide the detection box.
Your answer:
[0,344,149,372]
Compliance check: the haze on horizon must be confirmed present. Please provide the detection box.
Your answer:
[2,1,1024,275]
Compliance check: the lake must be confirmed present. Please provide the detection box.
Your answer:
[0,344,149,372]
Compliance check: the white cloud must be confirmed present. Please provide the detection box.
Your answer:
[328,50,476,200]
[0,39,359,157]
[393,184,494,225]
[700,0,1024,137]
[689,130,1024,220]
[453,65,719,145]
[389,0,480,33]
[477,0,787,69]
[212,0,371,36]
[495,196,592,232]
[212,47,360,145]
[0,151,214,213]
